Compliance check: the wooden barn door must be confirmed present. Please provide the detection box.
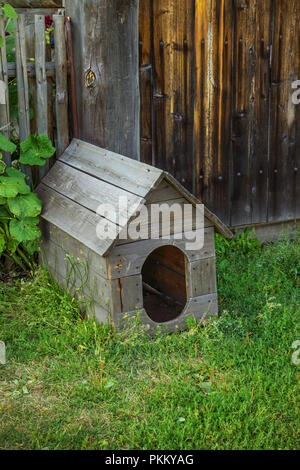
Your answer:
[139,0,195,191]
[139,0,300,227]
[268,0,300,223]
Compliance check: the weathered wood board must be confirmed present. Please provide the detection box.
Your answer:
[139,0,300,228]
[65,0,140,160]
[110,227,215,279]
[53,14,69,157]
[114,294,219,334]
[268,0,300,222]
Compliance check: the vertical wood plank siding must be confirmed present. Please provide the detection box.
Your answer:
[15,15,31,142]
[194,0,233,225]
[231,0,271,226]
[35,15,48,137]
[35,14,49,179]
[14,15,32,184]
[53,14,69,157]
[139,0,300,227]
[268,0,300,222]
[151,0,195,192]
[139,0,153,165]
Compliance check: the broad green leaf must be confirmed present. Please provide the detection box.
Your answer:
[0,176,30,198]
[19,151,45,167]
[3,4,18,19]
[36,134,56,158]
[0,195,6,205]
[6,167,26,179]
[20,134,55,167]
[20,135,36,153]
[10,217,41,242]
[0,160,6,174]
[8,193,42,218]
[0,36,3,48]
[0,152,3,160]
[0,133,17,153]
[23,239,39,255]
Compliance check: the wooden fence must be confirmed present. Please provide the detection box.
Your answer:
[7,1,297,232]
[139,0,300,228]
[0,7,69,185]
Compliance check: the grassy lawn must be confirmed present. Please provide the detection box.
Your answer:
[0,232,299,450]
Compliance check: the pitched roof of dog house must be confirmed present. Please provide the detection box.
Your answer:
[37,139,233,256]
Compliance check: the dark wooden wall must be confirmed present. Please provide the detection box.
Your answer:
[139,0,300,227]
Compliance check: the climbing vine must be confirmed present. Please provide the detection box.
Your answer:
[0,4,56,271]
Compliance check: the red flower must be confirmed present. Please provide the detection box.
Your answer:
[45,15,53,29]
[5,32,10,36]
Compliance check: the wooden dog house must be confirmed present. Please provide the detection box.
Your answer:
[37,139,232,332]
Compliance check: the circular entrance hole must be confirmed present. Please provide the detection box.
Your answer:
[142,246,188,323]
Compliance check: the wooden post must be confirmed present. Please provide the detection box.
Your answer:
[15,15,30,143]
[15,15,33,185]
[35,14,49,179]
[53,14,69,157]
[65,0,140,160]
[35,15,48,137]
[0,11,11,165]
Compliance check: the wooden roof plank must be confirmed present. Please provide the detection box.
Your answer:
[37,184,119,257]
[59,139,164,198]
[42,161,145,227]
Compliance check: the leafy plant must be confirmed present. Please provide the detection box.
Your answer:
[216,228,262,258]
[0,3,17,49]
[0,133,55,270]
[0,3,56,272]
[2,3,18,20]
[1,6,35,126]
[3,14,16,62]
[20,134,55,167]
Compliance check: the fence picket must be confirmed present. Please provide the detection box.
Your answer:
[15,16,30,141]
[53,14,68,157]
[35,14,48,179]
[0,8,71,187]
[15,15,32,184]
[0,11,11,165]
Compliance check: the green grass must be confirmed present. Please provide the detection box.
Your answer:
[0,232,299,450]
